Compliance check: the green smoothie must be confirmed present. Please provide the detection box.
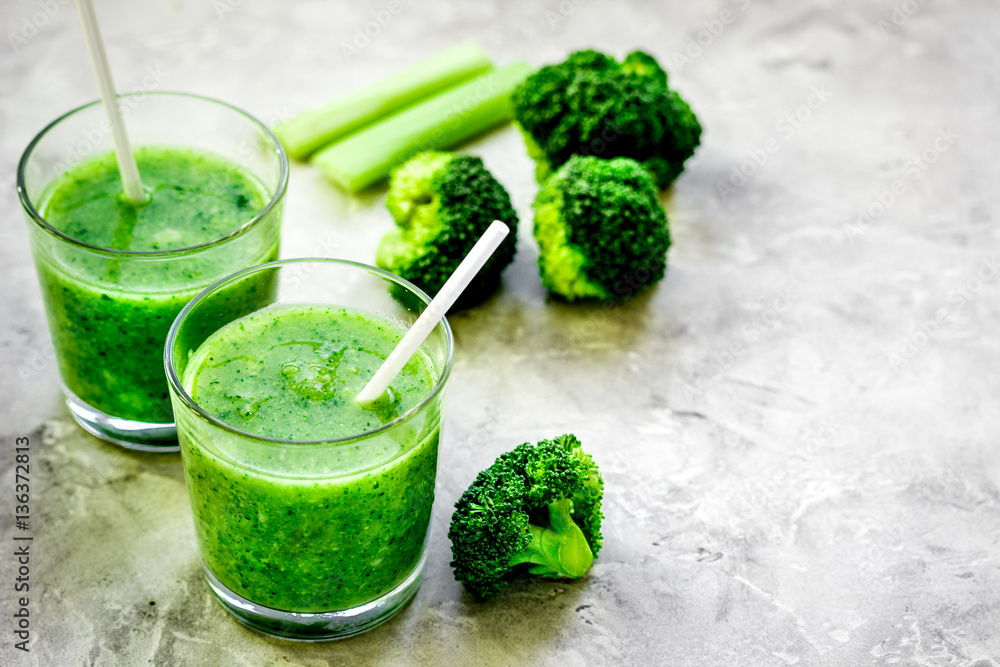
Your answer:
[33,147,276,423]
[178,304,440,612]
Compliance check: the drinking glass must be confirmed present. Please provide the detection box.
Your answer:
[165,259,454,640]
[18,92,287,451]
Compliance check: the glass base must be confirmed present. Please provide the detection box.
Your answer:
[64,390,178,452]
[203,552,426,641]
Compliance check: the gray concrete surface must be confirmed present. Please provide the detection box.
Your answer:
[2,0,999,665]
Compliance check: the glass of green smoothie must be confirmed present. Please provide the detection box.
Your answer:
[18,92,287,451]
[164,258,454,640]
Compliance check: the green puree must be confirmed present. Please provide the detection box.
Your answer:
[180,304,440,612]
[37,147,272,422]
[44,147,265,251]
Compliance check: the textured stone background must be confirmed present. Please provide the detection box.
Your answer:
[2,0,999,665]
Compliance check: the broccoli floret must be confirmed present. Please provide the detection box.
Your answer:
[512,49,701,188]
[449,434,604,600]
[376,151,518,306]
[533,155,670,301]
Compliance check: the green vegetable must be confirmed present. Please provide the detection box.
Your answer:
[512,49,702,188]
[376,151,517,306]
[274,42,493,160]
[449,434,604,600]
[533,155,670,301]
[313,62,533,193]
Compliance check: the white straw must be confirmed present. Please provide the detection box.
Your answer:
[357,220,510,406]
[75,0,145,203]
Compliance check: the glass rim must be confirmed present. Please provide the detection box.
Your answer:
[163,258,456,447]
[16,91,289,259]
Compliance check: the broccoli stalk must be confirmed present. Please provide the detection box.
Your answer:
[449,434,604,600]
[313,62,533,193]
[508,498,594,578]
[275,42,493,160]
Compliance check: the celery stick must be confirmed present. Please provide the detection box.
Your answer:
[312,62,533,193]
[275,41,493,160]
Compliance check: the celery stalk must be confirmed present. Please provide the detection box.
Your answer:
[312,62,533,193]
[275,41,493,160]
